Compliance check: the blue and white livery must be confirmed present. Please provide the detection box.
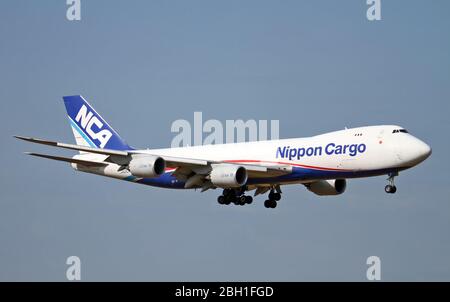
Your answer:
[16,95,432,209]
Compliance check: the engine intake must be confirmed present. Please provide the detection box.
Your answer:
[307,179,346,196]
[129,155,166,178]
[210,165,248,188]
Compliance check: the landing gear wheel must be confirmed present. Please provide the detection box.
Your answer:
[225,194,234,204]
[245,196,253,204]
[269,189,282,202]
[268,192,275,200]
[264,199,277,209]
[239,195,247,205]
[385,172,398,194]
[217,195,225,204]
[385,185,397,194]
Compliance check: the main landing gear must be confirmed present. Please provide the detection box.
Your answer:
[264,188,282,209]
[217,186,282,209]
[385,172,398,194]
[217,188,253,206]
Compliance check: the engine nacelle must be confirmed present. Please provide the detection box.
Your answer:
[129,155,166,178]
[210,165,248,188]
[307,179,346,196]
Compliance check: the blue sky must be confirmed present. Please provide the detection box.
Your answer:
[0,0,449,281]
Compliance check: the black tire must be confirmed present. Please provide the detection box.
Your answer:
[270,200,277,208]
[225,194,233,204]
[385,185,393,193]
[268,192,275,200]
[240,195,247,205]
[245,196,253,204]
[391,186,397,194]
[217,195,225,204]
[273,193,281,201]
[264,200,271,208]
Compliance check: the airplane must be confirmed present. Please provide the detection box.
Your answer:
[15,95,432,209]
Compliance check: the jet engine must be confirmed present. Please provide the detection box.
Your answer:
[129,155,166,178]
[306,179,346,196]
[210,165,248,188]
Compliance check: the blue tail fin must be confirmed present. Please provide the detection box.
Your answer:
[63,95,133,150]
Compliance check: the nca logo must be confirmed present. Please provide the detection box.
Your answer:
[75,105,112,148]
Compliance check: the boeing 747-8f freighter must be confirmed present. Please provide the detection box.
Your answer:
[15,95,432,209]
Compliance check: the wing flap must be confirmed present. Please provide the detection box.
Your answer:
[242,164,292,178]
[160,155,209,167]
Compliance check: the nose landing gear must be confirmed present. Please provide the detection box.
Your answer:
[385,172,398,194]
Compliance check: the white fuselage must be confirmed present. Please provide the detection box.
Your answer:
[74,125,431,189]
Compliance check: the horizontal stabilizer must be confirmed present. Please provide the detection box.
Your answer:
[25,152,108,167]
[15,136,128,156]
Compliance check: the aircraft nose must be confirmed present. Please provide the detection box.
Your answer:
[415,140,432,162]
[397,137,431,167]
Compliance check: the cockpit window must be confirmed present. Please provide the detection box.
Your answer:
[392,129,408,134]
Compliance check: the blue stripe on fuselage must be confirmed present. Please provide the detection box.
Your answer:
[126,166,405,189]
[245,166,402,185]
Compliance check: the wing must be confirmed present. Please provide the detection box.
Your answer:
[16,136,292,190]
